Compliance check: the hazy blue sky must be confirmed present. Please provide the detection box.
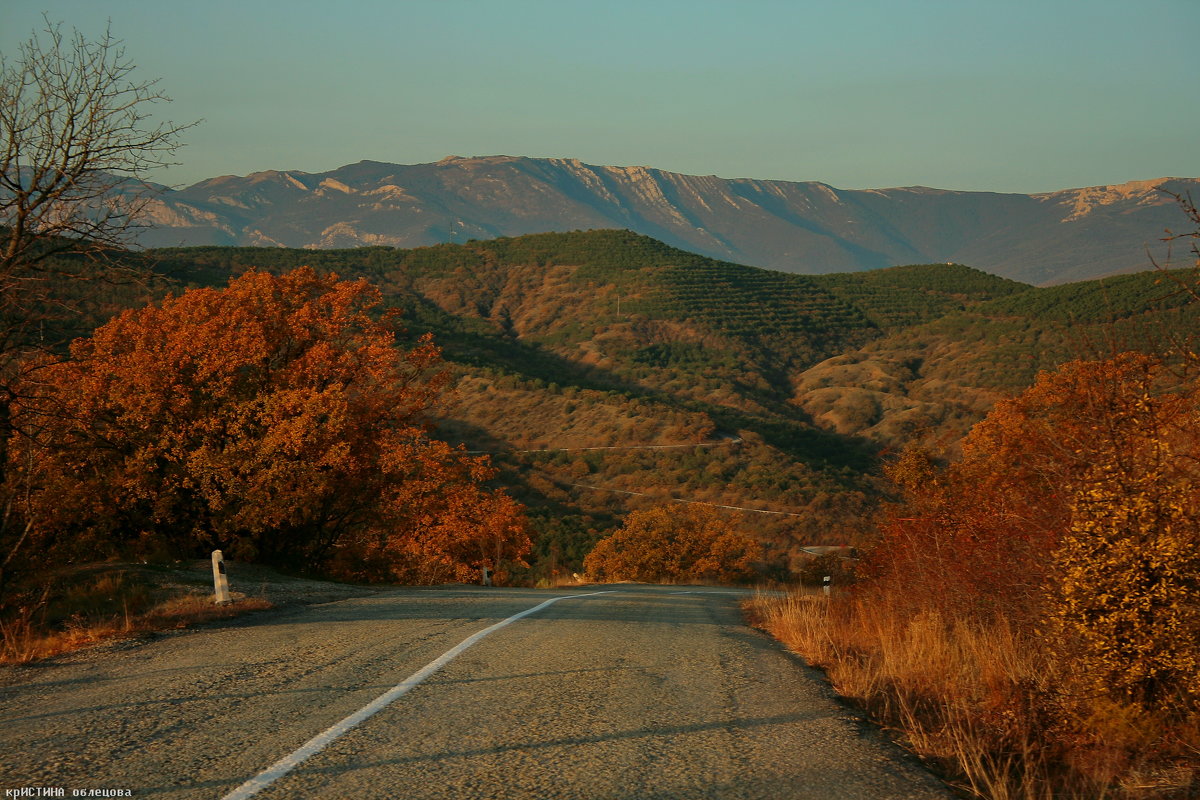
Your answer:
[3,0,1197,193]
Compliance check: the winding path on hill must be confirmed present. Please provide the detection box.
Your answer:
[564,481,812,518]
[473,434,817,519]
[466,434,743,455]
[0,585,949,799]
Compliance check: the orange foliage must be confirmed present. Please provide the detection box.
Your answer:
[584,504,758,584]
[811,352,1200,789]
[867,353,1192,621]
[10,267,530,581]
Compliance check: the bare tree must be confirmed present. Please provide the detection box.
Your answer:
[0,16,195,376]
[1,18,193,272]
[1139,191,1200,379]
[1158,191,1200,295]
[0,19,194,591]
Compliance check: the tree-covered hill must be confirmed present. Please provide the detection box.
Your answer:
[41,229,1191,579]
[794,266,1200,446]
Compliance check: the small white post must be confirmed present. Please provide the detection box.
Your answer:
[212,550,232,604]
[481,566,492,587]
[823,575,832,597]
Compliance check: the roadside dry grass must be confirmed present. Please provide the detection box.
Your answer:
[745,591,1199,800]
[0,560,385,665]
[0,592,272,664]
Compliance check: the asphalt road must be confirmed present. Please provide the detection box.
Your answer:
[0,585,951,799]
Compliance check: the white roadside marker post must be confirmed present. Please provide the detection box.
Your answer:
[481,566,492,587]
[823,575,831,597]
[213,550,232,605]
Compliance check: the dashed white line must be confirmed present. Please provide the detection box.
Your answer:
[221,590,614,800]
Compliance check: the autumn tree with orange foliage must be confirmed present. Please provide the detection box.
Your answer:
[584,504,759,584]
[871,352,1200,710]
[6,267,530,585]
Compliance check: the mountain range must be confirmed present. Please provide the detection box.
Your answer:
[136,156,1199,285]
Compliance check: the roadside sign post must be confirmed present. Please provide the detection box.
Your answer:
[481,566,492,587]
[823,575,831,597]
[212,550,232,605]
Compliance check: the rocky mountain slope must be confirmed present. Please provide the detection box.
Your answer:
[136,156,1197,284]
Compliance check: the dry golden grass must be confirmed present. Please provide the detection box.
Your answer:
[746,592,1199,799]
[0,588,272,665]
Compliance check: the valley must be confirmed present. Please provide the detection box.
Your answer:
[134,229,1197,579]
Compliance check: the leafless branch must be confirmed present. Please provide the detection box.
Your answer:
[0,17,196,560]
[0,17,195,359]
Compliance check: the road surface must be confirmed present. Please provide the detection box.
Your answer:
[0,585,950,799]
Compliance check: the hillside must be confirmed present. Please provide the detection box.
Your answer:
[132,156,1198,286]
[128,230,1199,578]
[148,231,1038,438]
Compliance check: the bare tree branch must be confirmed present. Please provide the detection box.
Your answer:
[0,17,196,582]
[0,17,196,359]
[1,18,196,279]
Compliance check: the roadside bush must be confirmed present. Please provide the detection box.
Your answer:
[584,504,759,584]
[1056,454,1200,713]
[785,353,1200,796]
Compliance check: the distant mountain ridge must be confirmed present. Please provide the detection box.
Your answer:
[136,156,1199,285]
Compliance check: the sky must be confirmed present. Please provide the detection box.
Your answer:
[2,0,1197,194]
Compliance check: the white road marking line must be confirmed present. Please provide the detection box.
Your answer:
[672,587,744,594]
[220,590,614,800]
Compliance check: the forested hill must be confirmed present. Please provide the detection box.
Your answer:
[148,231,1033,429]
[151,229,1028,377]
[80,229,1199,575]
